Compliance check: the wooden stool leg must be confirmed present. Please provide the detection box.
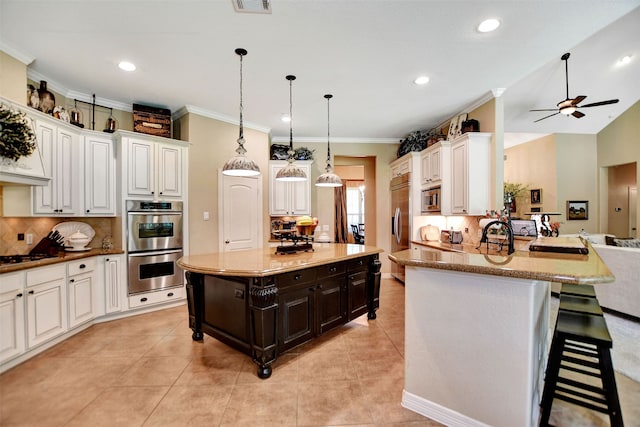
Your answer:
[598,346,624,427]
[539,335,564,426]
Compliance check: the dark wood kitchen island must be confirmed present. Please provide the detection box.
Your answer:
[177,243,382,378]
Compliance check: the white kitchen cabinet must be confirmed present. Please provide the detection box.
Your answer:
[450,132,491,215]
[125,136,184,198]
[0,272,25,364]
[128,285,186,309]
[102,255,123,314]
[84,134,116,215]
[269,161,311,216]
[67,258,97,328]
[33,121,82,215]
[420,142,450,188]
[26,264,67,348]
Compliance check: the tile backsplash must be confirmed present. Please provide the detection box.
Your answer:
[0,217,118,255]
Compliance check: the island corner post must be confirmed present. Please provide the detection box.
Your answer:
[184,251,381,379]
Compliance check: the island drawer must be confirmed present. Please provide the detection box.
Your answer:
[276,268,318,286]
[318,261,346,278]
[347,257,368,272]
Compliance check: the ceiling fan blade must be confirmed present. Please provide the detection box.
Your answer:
[571,95,587,105]
[580,99,619,108]
[530,108,558,112]
[572,110,585,119]
[534,112,560,123]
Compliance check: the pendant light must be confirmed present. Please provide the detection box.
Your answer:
[275,75,307,182]
[222,48,260,177]
[315,94,343,187]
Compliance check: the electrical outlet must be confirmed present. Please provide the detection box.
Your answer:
[26,233,34,245]
[464,227,469,233]
[17,233,24,241]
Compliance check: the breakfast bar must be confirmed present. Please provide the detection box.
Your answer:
[389,237,614,427]
[178,243,382,378]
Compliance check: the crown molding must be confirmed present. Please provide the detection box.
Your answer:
[180,104,271,134]
[0,42,34,65]
[270,136,399,144]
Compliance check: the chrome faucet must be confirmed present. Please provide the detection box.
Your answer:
[479,220,515,255]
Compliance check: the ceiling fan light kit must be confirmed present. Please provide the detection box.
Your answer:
[530,52,619,123]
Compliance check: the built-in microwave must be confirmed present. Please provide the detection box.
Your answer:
[421,186,441,213]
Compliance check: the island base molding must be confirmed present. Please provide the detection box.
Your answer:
[185,254,381,378]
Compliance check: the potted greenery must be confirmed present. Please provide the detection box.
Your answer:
[0,105,37,162]
[503,182,529,216]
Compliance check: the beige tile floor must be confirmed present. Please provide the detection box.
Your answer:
[0,278,638,426]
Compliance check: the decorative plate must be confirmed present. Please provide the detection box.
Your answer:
[52,221,95,243]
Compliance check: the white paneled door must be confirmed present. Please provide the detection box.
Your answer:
[220,174,262,252]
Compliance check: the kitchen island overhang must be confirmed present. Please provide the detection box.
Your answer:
[389,240,614,427]
[178,243,383,379]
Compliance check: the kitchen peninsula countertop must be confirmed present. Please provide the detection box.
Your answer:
[0,248,124,274]
[393,238,613,285]
[177,243,383,277]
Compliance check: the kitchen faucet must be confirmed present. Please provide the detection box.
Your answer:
[479,220,515,255]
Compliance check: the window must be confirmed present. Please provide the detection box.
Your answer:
[346,181,365,227]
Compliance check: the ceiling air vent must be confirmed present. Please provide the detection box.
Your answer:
[232,0,271,14]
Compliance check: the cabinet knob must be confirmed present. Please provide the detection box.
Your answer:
[167,292,174,297]
[79,264,86,269]
[16,293,23,298]
[140,297,148,302]
[294,274,302,281]
[28,290,34,295]
[105,258,110,261]
[151,191,155,195]
[86,209,90,213]
[225,240,230,244]
[69,279,75,283]
[159,192,163,195]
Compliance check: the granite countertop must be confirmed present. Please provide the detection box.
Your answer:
[393,238,613,285]
[0,248,125,274]
[177,243,383,277]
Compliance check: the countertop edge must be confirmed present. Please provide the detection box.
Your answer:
[178,245,383,277]
[0,249,125,274]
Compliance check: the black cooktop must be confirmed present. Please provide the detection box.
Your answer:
[0,254,58,265]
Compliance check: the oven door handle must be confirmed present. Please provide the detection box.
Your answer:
[128,249,183,257]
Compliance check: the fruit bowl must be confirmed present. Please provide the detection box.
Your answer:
[296,224,317,237]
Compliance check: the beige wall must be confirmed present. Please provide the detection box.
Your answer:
[597,100,640,237]
[504,134,557,218]
[181,112,270,255]
[468,98,496,133]
[0,51,27,103]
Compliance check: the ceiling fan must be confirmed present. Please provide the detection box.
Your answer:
[530,52,619,122]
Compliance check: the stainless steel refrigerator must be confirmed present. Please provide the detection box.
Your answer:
[390,173,410,282]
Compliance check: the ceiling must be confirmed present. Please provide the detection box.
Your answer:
[1,1,639,147]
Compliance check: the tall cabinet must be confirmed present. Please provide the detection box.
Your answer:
[450,132,491,215]
[32,121,82,215]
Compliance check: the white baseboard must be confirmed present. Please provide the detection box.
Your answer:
[402,390,491,427]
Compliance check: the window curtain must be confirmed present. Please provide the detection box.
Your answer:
[334,184,348,243]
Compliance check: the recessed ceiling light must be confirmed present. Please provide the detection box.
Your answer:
[414,76,430,85]
[617,55,632,66]
[118,61,136,71]
[281,114,291,123]
[477,18,500,33]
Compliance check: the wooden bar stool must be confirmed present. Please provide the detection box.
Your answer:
[540,310,624,426]
[560,283,597,298]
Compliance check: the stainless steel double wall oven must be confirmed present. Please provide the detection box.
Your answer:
[127,200,184,295]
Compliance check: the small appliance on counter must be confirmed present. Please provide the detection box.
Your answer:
[440,229,463,244]
[275,216,318,254]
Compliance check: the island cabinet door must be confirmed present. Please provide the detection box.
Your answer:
[347,271,368,320]
[317,276,347,334]
[278,283,315,352]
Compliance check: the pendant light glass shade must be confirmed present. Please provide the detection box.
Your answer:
[222,48,260,177]
[316,94,342,187]
[275,75,307,182]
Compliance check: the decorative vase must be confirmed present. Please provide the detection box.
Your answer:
[38,81,55,114]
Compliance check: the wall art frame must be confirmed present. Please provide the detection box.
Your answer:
[530,189,542,204]
[566,200,588,220]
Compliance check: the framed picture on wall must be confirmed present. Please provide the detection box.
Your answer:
[567,200,589,220]
[530,189,542,204]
